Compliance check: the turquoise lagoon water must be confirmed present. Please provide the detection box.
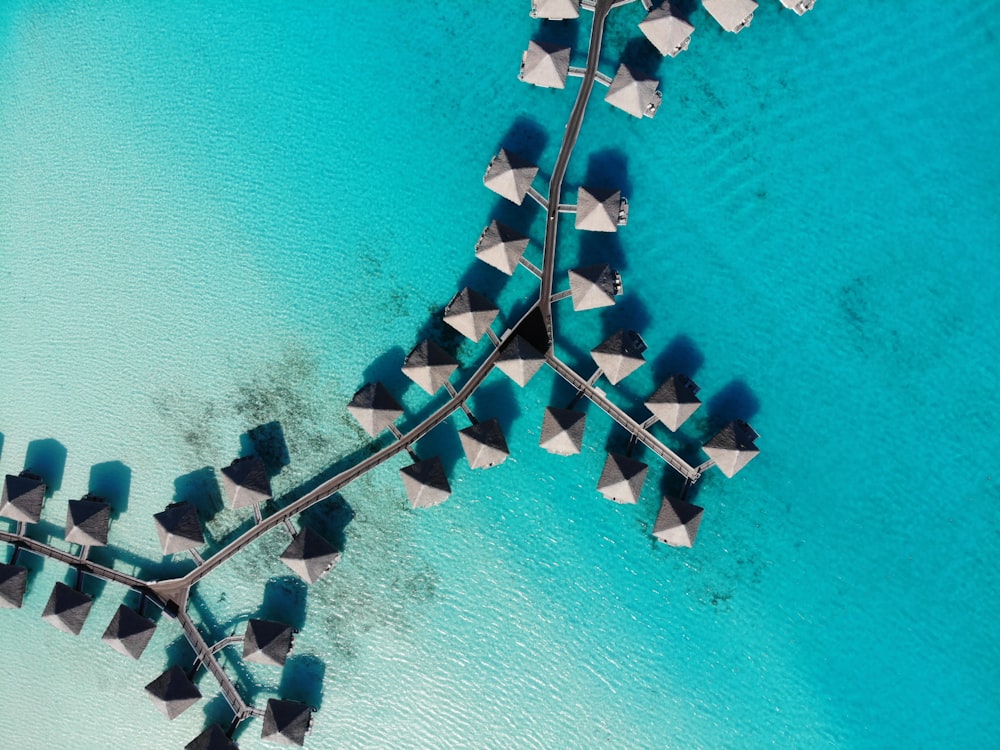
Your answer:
[1,1,998,748]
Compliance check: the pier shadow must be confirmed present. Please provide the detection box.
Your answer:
[24,438,67,497]
[200,698,239,739]
[0,431,4,463]
[298,496,353,555]
[495,115,549,168]
[650,334,705,382]
[240,422,291,478]
[360,346,412,403]
[174,467,225,525]
[88,461,131,518]
[584,149,633,200]
[259,575,310,630]
[706,379,761,427]
[469,377,523,436]
[279,654,326,710]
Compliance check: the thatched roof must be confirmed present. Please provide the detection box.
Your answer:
[154,502,205,555]
[590,330,647,385]
[539,408,586,456]
[644,374,702,431]
[780,0,815,14]
[65,496,111,547]
[605,64,662,119]
[261,699,313,747]
[41,582,93,635]
[102,604,157,659]
[347,382,404,437]
[597,453,649,504]
[220,455,272,509]
[639,4,695,57]
[399,457,452,509]
[145,665,202,720]
[185,724,238,750]
[243,618,294,667]
[458,419,510,470]
[653,497,704,547]
[475,220,530,276]
[402,340,459,395]
[496,335,546,386]
[703,0,757,33]
[280,528,341,584]
[443,288,499,343]
[1,472,46,524]
[483,148,539,205]
[519,40,570,89]
[531,0,580,19]
[0,563,28,609]
[575,186,624,232]
[567,264,622,311]
[702,420,759,478]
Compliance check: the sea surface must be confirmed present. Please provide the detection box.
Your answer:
[1,1,997,748]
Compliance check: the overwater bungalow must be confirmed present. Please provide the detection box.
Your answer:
[399,456,452,509]
[519,40,571,89]
[102,604,157,659]
[597,453,649,504]
[653,496,704,547]
[0,563,28,609]
[475,220,530,276]
[65,495,111,547]
[496,334,546,386]
[402,339,459,395]
[568,264,622,311]
[153,502,205,555]
[703,0,757,33]
[644,374,702,431]
[220,455,272,510]
[539,407,587,456]
[458,419,510,470]
[780,0,815,15]
[443,288,500,343]
[702,419,760,477]
[262,699,313,747]
[185,725,238,750]
[145,665,202,720]
[605,64,662,119]
[41,581,93,635]
[243,619,294,667]
[483,148,539,206]
[575,186,628,232]
[347,382,404,437]
[639,3,695,57]
[590,330,647,385]
[0,471,46,525]
[279,528,341,584]
[530,0,580,20]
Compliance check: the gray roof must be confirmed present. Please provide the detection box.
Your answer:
[41,582,93,635]
[261,699,313,747]
[644,374,702,431]
[220,455,272,509]
[702,420,759,478]
[496,335,546,386]
[402,340,459,395]
[443,288,499,343]
[102,604,157,659]
[531,0,580,19]
[185,725,239,750]
[639,4,695,57]
[575,186,624,232]
[591,330,648,385]
[703,0,757,33]
[280,528,341,584]
[605,64,662,119]
[519,40,570,89]
[539,408,587,456]
[1,472,46,524]
[399,456,452,509]
[0,563,28,609]
[65,496,111,547]
[780,0,815,14]
[475,220,530,276]
[243,618,294,667]
[458,419,510,470]
[145,665,202,720]
[568,264,622,311]
[154,502,205,555]
[483,148,539,205]
[597,453,649,504]
[653,497,704,547]
[347,381,404,437]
